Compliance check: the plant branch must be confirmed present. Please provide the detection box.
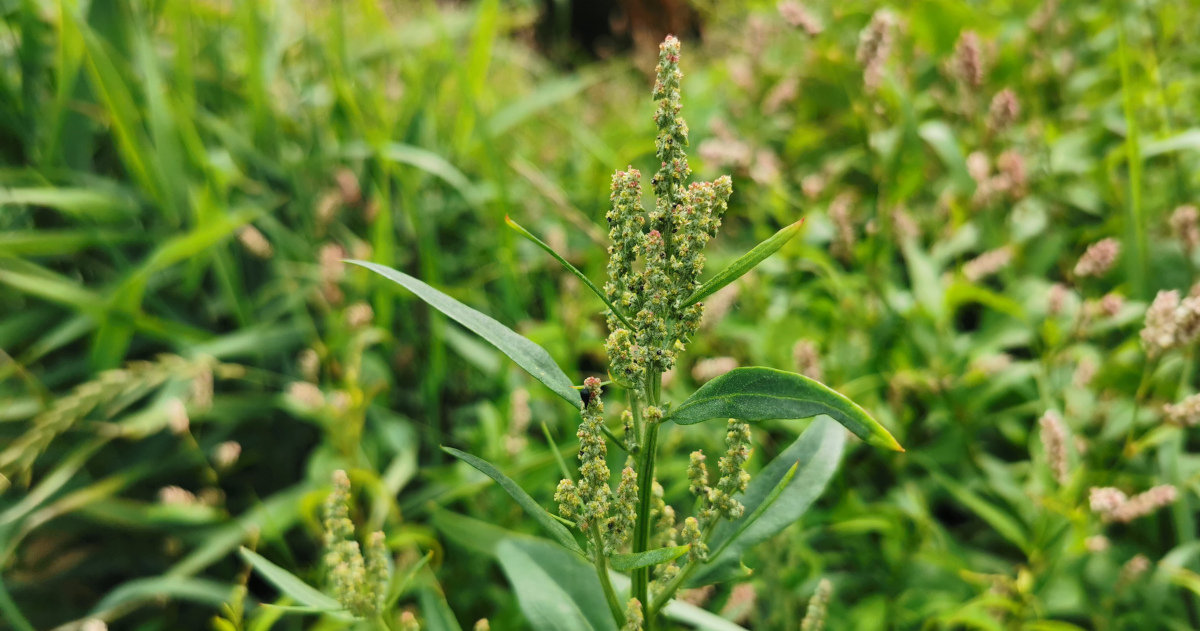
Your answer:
[590,523,626,628]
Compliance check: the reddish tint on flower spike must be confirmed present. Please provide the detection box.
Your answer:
[1073,238,1120,277]
[988,88,1020,133]
[952,31,984,88]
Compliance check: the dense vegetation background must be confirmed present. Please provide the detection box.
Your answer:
[2,0,1200,629]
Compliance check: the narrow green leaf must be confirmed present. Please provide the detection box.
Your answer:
[923,465,1030,553]
[691,418,845,586]
[238,548,343,611]
[91,576,237,614]
[0,187,137,222]
[418,584,465,631]
[685,220,804,306]
[506,216,632,329]
[918,120,973,194]
[665,367,903,452]
[609,545,690,572]
[350,260,581,405]
[442,446,584,555]
[496,538,618,631]
[0,577,35,631]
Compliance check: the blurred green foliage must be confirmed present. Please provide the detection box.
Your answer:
[2,0,1200,629]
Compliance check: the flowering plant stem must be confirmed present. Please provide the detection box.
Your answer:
[592,521,627,626]
[631,368,661,626]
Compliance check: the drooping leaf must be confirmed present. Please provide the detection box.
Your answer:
[496,538,619,631]
[665,367,903,452]
[685,219,804,306]
[91,576,238,614]
[442,446,585,555]
[690,418,845,586]
[506,216,632,328]
[609,545,690,572]
[418,584,465,631]
[350,261,580,405]
[238,548,343,612]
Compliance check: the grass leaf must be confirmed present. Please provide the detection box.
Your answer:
[609,545,690,572]
[442,446,585,555]
[238,547,343,612]
[351,260,581,405]
[685,219,804,306]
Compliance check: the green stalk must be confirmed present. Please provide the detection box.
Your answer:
[632,370,662,627]
[1117,23,1148,299]
[591,523,627,627]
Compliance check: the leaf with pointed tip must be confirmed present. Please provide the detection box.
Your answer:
[506,216,632,329]
[442,446,585,555]
[238,548,343,612]
[685,219,804,306]
[350,261,580,405]
[609,545,690,572]
[665,367,903,452]
[497,538,619,631]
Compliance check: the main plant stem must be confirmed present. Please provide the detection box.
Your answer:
[632,369,662,627]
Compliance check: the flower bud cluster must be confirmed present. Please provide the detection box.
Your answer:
[1089,484,1178,523]
[682,516,707,562]
[1037,411,1068,485]
[1073,238,1120,278]
[323,470,389,617]
[607,462,640,554]
[1164,394,1200,427]
[602,36,734,386]
[800,579,832,631]
[1141,289,1200,356]
[713,420,753,519]
[857,10,896,93]
[622,598,644,631]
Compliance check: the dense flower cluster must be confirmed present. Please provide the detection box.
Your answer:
[1038,411,1069,485]
[603,36,733,387]
[857,10,896,93]
[1089,484,1178,523]
[800,579,833,631]
[323,470,389,617]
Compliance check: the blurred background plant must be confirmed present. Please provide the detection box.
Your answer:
[1,0,1199,629]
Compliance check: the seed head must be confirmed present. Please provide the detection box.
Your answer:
[1073,238,1120,278]
[288,382,326,409]
[237,225,274,259]
[159,485,197,505]
[399,612,421,631]
[987,89,1020,133]
[952,31,984,88]
[345,302,374,329]
[778,1,823,35]
[1141,290,1181,356]
[1085,535,1110,553]
[713,419,752,520]
[575,377,611,532]
[1038,411,1069,485]
[622,598,644,631]
[213,441,241,470]
[1164,394,1200,427]
[857,10,896,93]
[963,247,1013,282]
[166,397,190,435]
[800,579,832,631]
[473,620,490,631]
[682,516,708,562]
[1171,205,1199,254]
[605,463,639,553]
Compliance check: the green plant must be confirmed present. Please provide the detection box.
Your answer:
[357,35,902,631]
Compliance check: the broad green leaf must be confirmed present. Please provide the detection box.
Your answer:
[91,576,236,614]
[691,418,845,586]
[442,446,585,555]
[496,538,618,631]
[238,548,343,612]
[1142,129,1200,158]
[609,545,690,572]
[431,506,527,558]
[685,219,804,306]
[665,367,903,452]
[350,260,581,405]
[506,216,632,328]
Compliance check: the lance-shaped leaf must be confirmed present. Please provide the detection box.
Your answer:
[609,544,690,572]
[442,447,585,556]
[690,417,845,586]
[238,548,343,612]
[665,367,903,452]
[350,260,581,405]
[684,219,804,306]
[497,538,619,631]
[505,216,633,329]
